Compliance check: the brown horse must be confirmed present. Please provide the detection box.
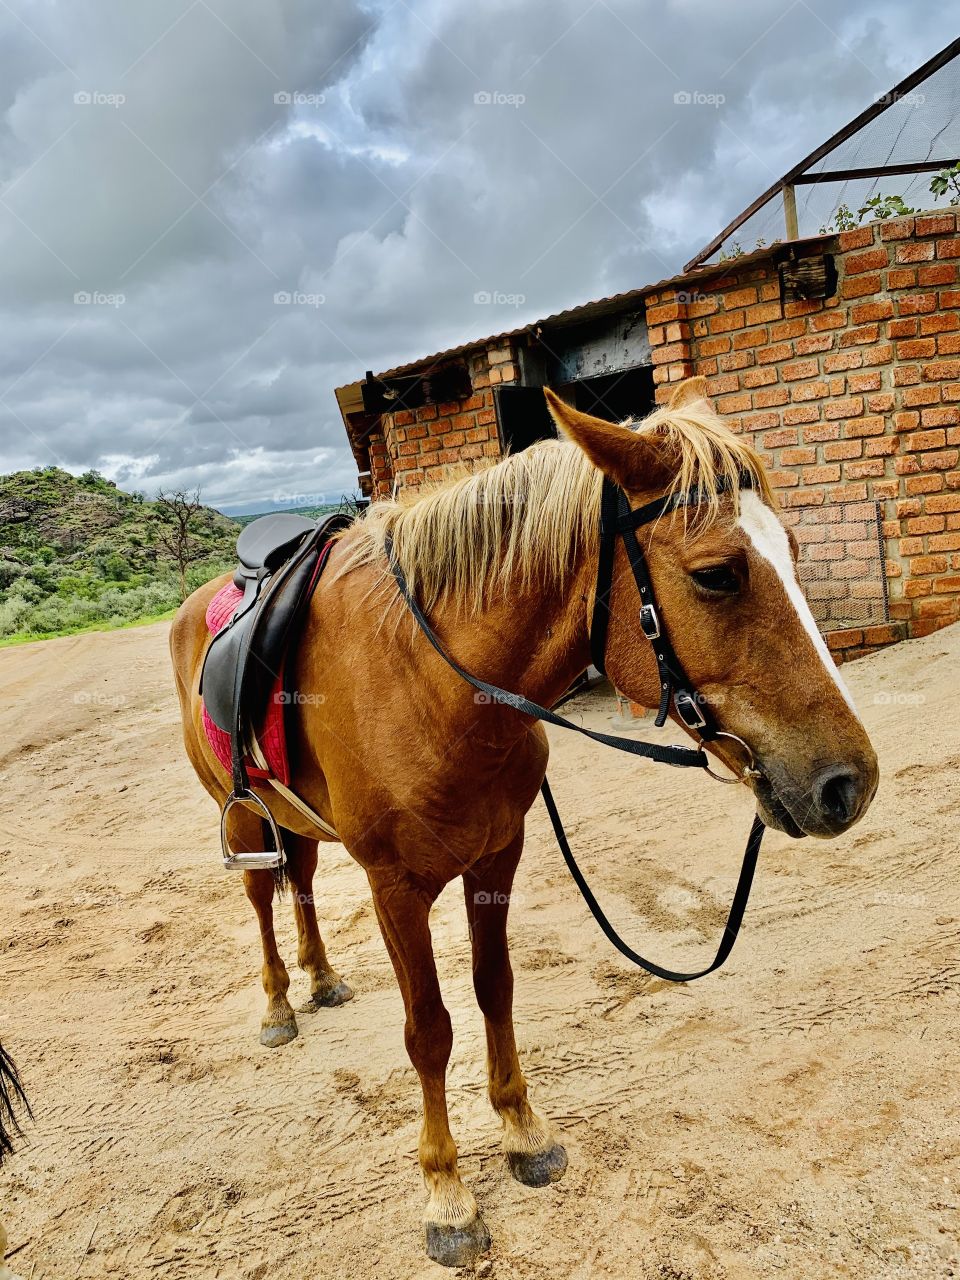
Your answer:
[170,378,878,1266]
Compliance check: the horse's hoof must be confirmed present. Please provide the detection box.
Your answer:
[259,1020,298,1048]
[424,1215,491,1268]
[311,980,354,1008]
[507,1142,568,1187]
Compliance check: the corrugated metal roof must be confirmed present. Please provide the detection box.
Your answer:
[331,233,834,388]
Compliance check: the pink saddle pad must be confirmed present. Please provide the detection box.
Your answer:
[201,582,290,785]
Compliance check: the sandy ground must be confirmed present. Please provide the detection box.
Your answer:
[0,620,959,1279]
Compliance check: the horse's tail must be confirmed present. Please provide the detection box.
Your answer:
[0,1043,31,1162]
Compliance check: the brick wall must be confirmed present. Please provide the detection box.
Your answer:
[369,339,519,497]
[358,214,960,659]
[646,212,960,656]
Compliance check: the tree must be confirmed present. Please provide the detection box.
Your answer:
[154,488,203,600]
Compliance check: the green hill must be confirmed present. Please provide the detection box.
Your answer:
[0,467,239,642]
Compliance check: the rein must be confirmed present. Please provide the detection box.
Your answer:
[385,474,767,983]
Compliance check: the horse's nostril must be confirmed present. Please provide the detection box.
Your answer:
[813,765,862,828]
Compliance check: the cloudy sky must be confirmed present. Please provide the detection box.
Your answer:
[0,1,956,511]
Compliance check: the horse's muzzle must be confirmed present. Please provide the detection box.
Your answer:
[753,759,877,839]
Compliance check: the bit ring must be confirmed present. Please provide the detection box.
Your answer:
[702,731,761,785]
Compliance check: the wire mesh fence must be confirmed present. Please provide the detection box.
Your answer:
[792,499,889,629]
[693,39,960,265]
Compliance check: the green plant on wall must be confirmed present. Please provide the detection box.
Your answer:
[858,193,916,221]
[718,240,744,262]
[820,194,915,234]
[821,203,857,233]
[930,161,960,206]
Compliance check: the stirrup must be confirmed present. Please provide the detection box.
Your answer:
[220,790,286,871]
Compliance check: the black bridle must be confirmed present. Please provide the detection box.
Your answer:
[385,475,766,983]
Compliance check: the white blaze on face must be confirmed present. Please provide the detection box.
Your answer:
[737,490,860,719]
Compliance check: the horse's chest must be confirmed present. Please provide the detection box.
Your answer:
[341,733,547,875]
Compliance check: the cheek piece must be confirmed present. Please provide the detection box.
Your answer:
[386,473,770,984]
[590,476,761,783]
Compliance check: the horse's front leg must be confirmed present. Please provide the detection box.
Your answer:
[369,869,490,1268]
[464,831,568,1187]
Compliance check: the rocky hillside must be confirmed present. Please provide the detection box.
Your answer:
[0,467,239,640]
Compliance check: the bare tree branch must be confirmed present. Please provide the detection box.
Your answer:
[154,488,203,600]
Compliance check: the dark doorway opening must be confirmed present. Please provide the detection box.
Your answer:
[493,365,656,456]
[570,365,655,423]
[494,385,558,453]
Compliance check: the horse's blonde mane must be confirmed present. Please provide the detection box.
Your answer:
[337,393,773,615]
[636,393,775,527]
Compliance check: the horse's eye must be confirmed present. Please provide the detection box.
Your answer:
[690,565,740,595]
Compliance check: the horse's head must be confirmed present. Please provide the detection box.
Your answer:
[546,381,878,840]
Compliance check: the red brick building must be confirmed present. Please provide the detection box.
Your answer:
[335,211,960,659]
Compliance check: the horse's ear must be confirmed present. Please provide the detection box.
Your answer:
[543,388,672,491]
[668,375,709,409]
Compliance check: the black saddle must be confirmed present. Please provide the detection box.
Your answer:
[234,513,319,582]
[200,509,354,869]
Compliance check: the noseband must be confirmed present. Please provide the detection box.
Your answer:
[386,474,767,983]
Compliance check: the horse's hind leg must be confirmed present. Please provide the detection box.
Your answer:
[283,832,353,1008]
[228,805,298,1048]
[464,831,568,1187]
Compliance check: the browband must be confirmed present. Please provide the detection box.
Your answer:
[615,470,756,532]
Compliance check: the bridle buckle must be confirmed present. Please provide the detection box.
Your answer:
[638,603,660,640]
[674,688,707,731]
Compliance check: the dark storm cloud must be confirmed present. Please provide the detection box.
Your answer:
[0,0,955,506]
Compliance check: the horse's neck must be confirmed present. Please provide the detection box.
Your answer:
[422,549,594,713]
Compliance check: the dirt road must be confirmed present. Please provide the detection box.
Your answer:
[1,621,958,1278]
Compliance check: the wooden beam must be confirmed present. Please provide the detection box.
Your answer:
[684,36,960,271]
[782,184,799,241]
[793,158,959,184]
[683,184,787,274]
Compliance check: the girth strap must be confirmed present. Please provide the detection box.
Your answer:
[248,732,340,840]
